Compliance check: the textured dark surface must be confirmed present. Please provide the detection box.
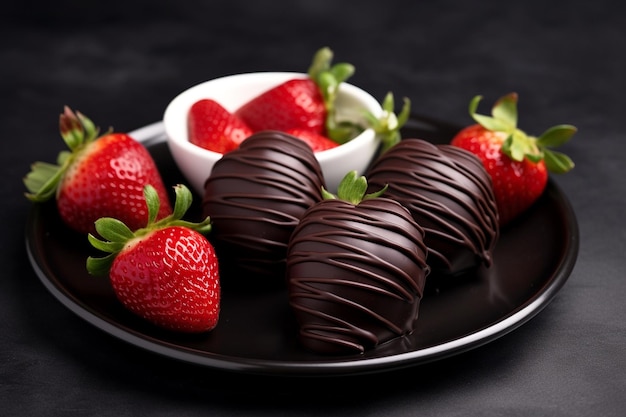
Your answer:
[2,0,625,415]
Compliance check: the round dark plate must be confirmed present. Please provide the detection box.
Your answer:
[25,116,579,376]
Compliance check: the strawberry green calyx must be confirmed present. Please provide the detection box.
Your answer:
[365,92,411,153]
[308,46,357,143]
[469,93,577,174]
[86,184,211,276]
[24,106,102,202]
[307,48,410,148]
[322,170,388,205]
[308,47,355,89]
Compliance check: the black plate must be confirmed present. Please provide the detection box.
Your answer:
[25,116,579,376]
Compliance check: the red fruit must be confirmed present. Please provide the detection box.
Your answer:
[235,47,356,141]
[451,93,576,226]
[87,184,220,333]
[284,128,339,152]
[188,98,253,153]
[23,107,172,234]
[237,78,326,133]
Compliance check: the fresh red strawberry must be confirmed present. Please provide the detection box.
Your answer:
[188,98,253,153]
[24,107,172,234]
[284,128,339,152]
[286,171,430,355]
[87,184,220,333]
[451,93,576,226]
[235,47,356,142]
[237,78,326,133]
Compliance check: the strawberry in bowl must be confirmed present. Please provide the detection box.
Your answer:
[163,47,407,195]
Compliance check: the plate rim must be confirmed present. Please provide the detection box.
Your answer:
[24,119,580,376]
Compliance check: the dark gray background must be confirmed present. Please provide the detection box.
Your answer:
[2,1,624,415]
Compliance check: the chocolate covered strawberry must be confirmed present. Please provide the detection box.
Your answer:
[367,139,499,277]
[202,131,325,288]
[286,171,430,355]
[188,98,253,153]
[24,107,172,234]
[87,184,220,333]
[451,93,576,226]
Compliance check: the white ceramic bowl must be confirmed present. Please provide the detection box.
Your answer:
[163,72,383,195]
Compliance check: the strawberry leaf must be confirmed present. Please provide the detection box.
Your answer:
[329,63,355,85]
[491,93,518,128]
[56,150,72,166]
[148,184,211,233]
[86,253,116,277]
[324,170,387,205]
[169,217,213,235]
[144,185,161,225]
[23,161,63,202]
[337,170,368,205]
[318,71,339,105]
[87,234,126,254]
[469,95,513,132]
[502,134,524,161]
[308,47,333,79]
[94,217,134,243]
[525,151,544,164]
[501,129,544,163]
[170,184,193,221]
[537,124,577,148]
[76,110,99,143]
[543,149,575,173]
[396,96,411,129]
[368,93,411,153]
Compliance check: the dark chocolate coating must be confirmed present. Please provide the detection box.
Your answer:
[287,197,430,355]
[367,139,499,276]
[202,131,325,288]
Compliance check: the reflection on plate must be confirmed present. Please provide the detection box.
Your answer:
[24,115,579,376]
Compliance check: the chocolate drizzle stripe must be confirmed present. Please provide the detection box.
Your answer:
[389,175,492,260]
[373,149,494,243]
[211,156,322,185]
[208,195,310,222]
[287,198,429,353]
[289,203,428,292]
[202,131,326,284]
[367,139,499,274]
[290,286,410,335]
[289,248,421,299]
[289,224,426,294]
[297,321,379,352]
